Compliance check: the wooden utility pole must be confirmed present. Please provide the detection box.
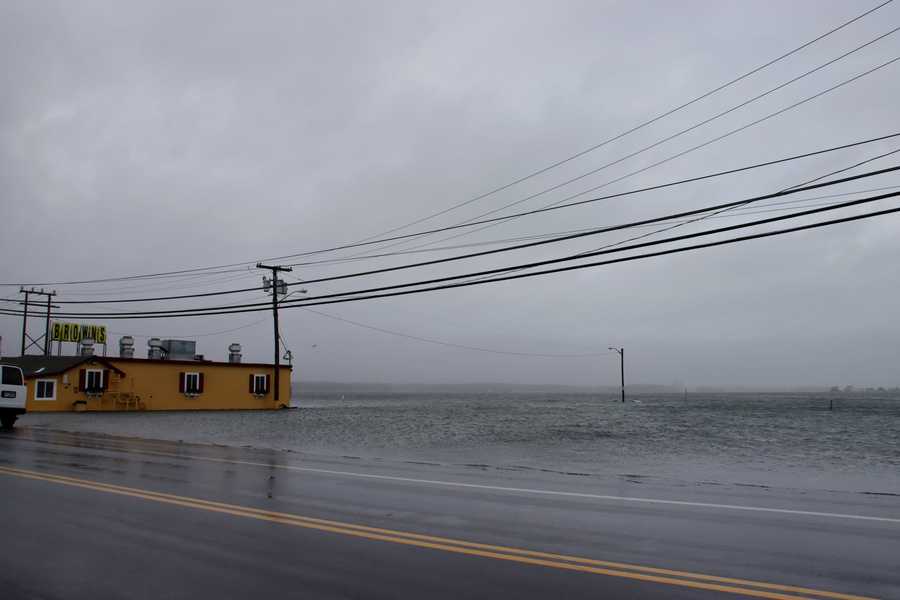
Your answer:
[256,263,292,405]
[43,293,53,356]
[20,289,29,356]
[19,287,56,356]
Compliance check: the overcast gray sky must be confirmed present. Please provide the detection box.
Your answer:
[2,0,899,387]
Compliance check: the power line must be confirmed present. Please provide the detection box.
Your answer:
[339,0,895,242]
[56,270,259,297]
[109,317,268,340]
[259,190,900,308]
[376,24,898,250]
[299,204,900,311]
[465,146,900,287]
[786,146,900,191]
[31,136,900,304]
[300,308,614,357]
[2,2,893,290]
[278,183,900,268]
[281,168,900,291]
[9,187,899,319]
[379,54,900,257]
[33,162,900,307]
[5,202,897,320]
[234,133,900,262]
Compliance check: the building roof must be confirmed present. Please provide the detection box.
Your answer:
[0,355,290,375]
[0,355,125,377]
[106,356,292,369]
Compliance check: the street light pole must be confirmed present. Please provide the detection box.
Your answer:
[609,347,625,403]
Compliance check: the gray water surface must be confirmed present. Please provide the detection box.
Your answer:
[20,392,900,493]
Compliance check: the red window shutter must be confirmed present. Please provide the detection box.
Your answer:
[178,372,185,393]
[101,369,109,391]
[78,369,86,392]
[249,374,255,394]
[265,375,271,395]
[198,373,204,393]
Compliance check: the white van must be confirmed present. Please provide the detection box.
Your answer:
[0,364,27,428]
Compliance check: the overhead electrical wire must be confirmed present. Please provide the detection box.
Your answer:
[269,168,900,291]
[464,146,900,287]
[330,0,896,243]
[54,270,259,298]
[282,183,900,269]
[24,138,900,305]
[29,163,900,306]
[284,44,900,266]
[9,186,899,320]
[378,53,900,258]
[259,132,900,262]
[108,317,269,340]
[10,158,891,312]
[786,146,900,191]
[6,202,898,321]
[187,189,900,310]
[8,131,898,290]
[299,308,615,358]
[364,25,898,255]
[284,205,900,313]
[2,1,893,290]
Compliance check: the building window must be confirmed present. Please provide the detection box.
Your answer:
[185,372,200,394]
[251,374,270,395]
[85,369,104,393]
[35,379,56,401]
[179,372,204,395]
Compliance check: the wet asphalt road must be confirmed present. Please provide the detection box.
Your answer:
[0,427,897,599]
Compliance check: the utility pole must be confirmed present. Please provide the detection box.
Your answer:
[43,293,53,356]
[19,287,57,356]
[609,347,625,403]
[20,289,29,356]
[257,263,292,405]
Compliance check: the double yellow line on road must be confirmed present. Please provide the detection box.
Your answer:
[0,465,875,600]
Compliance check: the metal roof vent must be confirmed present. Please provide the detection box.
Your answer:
[147,337,163,360]
[80,337,95,357]
[228,342,242,363]
[119,336,135,358]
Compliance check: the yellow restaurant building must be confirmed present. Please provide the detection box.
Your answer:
[3,354,292,412]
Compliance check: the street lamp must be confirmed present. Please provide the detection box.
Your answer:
[609,347,625,403]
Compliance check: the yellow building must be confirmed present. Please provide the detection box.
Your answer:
[4,355,292,412]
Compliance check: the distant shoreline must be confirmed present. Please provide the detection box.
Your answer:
[293,381,900,396]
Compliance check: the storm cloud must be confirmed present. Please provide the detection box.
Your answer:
[2,0,899,388]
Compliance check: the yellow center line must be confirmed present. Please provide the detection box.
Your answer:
[0,464,867,599]
[0,465,876,600]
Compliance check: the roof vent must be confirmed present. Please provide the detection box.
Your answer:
[148,337,163,360]
[119,336,135,358]
[80,337,95,357]
[228,343,242,363]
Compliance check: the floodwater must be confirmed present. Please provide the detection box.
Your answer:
[19,392,900,493]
